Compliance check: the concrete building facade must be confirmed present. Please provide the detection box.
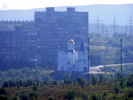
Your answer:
[0,7,88,67]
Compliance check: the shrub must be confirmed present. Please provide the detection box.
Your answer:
[81,91,89,100]
[127,74,133,88]
[82,81,84,89]
[102,92,107,100]
[90,93,98,100]
[19,93,29,100]
[44,81,47,85]
[48,96,55,100]
[99,74,103,85]
[0,88,7,95]
[33,91,39,100]
[52,80,57,85]
[77,77,82,85]
[2,81,9,87]
[126,88,133,98]
[114,85,119,94]
[32,85,38,92]
[0,94,11,100]
[66,91,75,100]
[91,75,97,86]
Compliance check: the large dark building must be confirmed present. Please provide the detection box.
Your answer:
[0,7,88,68]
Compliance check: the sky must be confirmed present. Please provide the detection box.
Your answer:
[0,0,133,10]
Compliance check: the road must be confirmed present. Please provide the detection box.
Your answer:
[89,63,133,74]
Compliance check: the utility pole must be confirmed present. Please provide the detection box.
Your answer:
[102,21,104,35]
[127,16,133,35]
[114,17,116,34]
[120,38,122,79]
[106,26,108,38]
[125,23,127,34]
[28,33,29,60]
[129,16,132,35]
[104,26,108,66]
[95,16,101,34]
[88,38,90,86]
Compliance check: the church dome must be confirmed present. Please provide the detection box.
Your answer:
[81,36,84,39]
[68,39,75,44]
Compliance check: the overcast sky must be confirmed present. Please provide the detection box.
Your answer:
[0,0,133,10]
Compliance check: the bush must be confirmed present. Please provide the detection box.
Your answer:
[0,94,11,100]
[48,96,55,100]
[127,74,133,88]
[102,92,108,100]
[90,93,98,100]
[81,91,89,100]
[52,80,57,85]
[0,88,7,95]
[91,75,97,86]
[44,81,47,85]
[19,93,29,100]
[33,91,39,100]
[2,81,9,87]
[77,77,83,85]
[126,88,133,98]
[66,91,75,100]
[114,85,119,94]
[82,81,84,89]
[32,85,38,92]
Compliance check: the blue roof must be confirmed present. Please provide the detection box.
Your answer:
[60,50,75,54]
[79,42,86,51]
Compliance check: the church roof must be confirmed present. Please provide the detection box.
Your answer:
[68,39,75,44]
[79,36,86,51]
[79,42,86,51]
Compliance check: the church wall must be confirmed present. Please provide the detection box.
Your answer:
[68,44,74,50]
[78,51,87,60]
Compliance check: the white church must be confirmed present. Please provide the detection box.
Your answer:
[58,36,90,72]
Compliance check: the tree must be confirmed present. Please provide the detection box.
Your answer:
[77,77,82,85]
[44,81,47,85]
[74,80,76,85]
[116,73,121,81]
[32,85,38,92]
[99,74,103,85]
[2,81,9,87]
[114,85,119,95]
[52,80,57,85]
[91,75,97,85]
[8,80,15,87]
[127,74,133,88]
[82,81,84,89]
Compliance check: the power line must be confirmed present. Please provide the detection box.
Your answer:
[113,36,133,54]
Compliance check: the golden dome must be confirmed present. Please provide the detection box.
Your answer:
[81,36,84,39]
[68,39,75,44]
